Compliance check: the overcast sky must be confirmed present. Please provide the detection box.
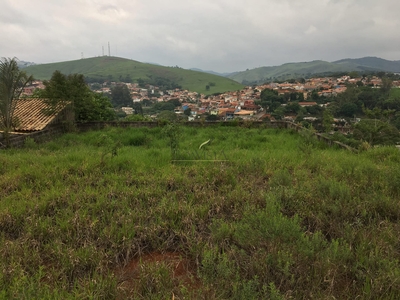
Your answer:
[1,0,400,73]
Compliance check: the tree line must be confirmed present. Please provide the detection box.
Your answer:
[259,76,400,146]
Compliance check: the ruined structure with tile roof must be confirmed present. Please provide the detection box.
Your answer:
[10,98,73,132]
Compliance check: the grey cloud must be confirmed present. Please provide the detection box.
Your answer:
[1,0,400,73]
[98,5,119,12]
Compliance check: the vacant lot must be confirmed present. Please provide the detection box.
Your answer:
[1,126,400,299]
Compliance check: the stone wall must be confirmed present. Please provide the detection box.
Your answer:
[76,120,289,131]
[1,120,356,152]
[77,120,355,151]
[0,124,67,148]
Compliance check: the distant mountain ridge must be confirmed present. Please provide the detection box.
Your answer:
[23,56,243,94]
[227,57,400,84]
[333,57,400,73]
[20,56,400,88]
[17,60,36,68]
[189,68,234,77]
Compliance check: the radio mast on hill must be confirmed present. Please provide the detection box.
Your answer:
[108,42,111,56]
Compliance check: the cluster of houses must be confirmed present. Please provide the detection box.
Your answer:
[1,74,395,148]
[21,81,45,97]
[20,75,397,122]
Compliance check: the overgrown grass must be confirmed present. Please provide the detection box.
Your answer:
[1,126,400,299]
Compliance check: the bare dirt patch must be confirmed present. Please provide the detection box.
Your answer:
[115,251,201,299]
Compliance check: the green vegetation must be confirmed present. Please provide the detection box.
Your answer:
[122,114,151,122]
[0,58,33,146]
[229,60,350,84]
[229,57,400,84]
[23,56,244,94]
[255,75,400,148]
[257,89,308,120]
[321,80,400,146]
[1,126,400,299]
[110,84,132,107]
[36,70,116,123]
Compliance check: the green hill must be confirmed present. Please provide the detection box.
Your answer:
[333,56,400,73]
[228,57,400,84]
[24,56,243,94]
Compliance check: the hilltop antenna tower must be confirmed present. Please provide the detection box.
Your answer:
[108,42,111,56]
[102,46,104,56]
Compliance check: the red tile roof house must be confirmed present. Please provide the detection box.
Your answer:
[0,98,73,148]
[218,108,236,120]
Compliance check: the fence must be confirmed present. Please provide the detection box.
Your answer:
[286,121,357,152]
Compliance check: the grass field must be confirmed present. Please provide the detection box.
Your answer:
[1,125,400,299]
[23,56,244,95]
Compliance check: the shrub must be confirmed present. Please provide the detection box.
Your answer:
[24,137,37,149]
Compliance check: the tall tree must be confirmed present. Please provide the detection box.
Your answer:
[336,85,359,107]
[132,102,143,115]
[322,109,334,133]
[39,71,115,123]
[110,85,132,107]
[353,119,400,146]
[381,77,393,95]
[0,57,33,146]
[184,107,192,116]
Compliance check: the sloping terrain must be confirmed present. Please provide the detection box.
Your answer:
[24,56,243,94]
[334,57,400,73]
[228,57,400,83]
[1,126,400,299]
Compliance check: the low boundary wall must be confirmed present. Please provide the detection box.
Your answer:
[1,121,356,152]
[78,121,356,152]
[76,120,289,131]
[0,124,66,148]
